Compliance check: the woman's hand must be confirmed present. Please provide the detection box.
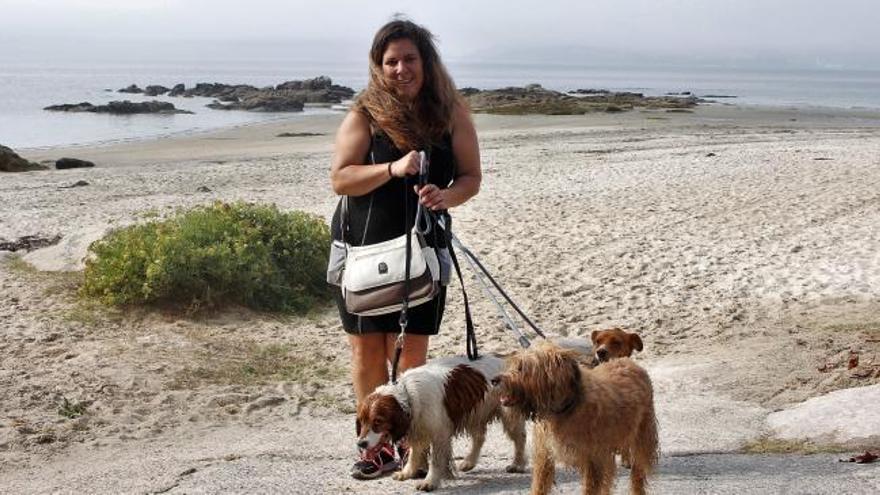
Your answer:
[390,150,421,178]
[415,183,448,211]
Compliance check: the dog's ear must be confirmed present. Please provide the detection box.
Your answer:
[629,333,644,352]
[354,416,361,436]
[591,330,599,345]
[389,399,410,442]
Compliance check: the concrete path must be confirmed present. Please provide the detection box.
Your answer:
[3,359,878,494]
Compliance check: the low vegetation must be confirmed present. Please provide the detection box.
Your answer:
[169,342,345,389]
[81,201,331,313]
[57,397,87,419]
[741,437,849,454]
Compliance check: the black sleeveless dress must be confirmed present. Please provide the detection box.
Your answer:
[330,130,455,335]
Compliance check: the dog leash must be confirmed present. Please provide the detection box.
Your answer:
[454,235,531,349]
[391,150,432,384]
[447,230,547,348]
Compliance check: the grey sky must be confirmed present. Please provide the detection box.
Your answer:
[2,0,879,68]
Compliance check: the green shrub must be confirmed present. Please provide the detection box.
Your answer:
[81,201,331,312]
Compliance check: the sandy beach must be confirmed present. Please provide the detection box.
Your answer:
[2,103,880,493]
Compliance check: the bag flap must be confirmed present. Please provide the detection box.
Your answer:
[342,232,429,291]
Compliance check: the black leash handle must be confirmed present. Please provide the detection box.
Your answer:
[441,212,479,360]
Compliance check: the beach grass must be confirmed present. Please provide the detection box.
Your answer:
[168,340,346,389]
[57,397,87,419]
[741,437,852,454]
[4,254,82,297]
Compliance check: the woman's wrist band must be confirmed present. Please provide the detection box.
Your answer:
[387,161,394,178]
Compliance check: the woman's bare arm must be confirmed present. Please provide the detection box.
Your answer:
[330,111,420,196]
[416,102,482,210]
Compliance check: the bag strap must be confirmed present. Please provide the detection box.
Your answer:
[343,137,376,248]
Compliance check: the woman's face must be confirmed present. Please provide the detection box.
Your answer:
[381,38,424,100]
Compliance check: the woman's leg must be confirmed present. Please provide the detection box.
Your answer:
[348,333,390,406]
[384,333,429,374]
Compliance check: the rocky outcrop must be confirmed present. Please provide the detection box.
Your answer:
[126,77,356,112]
[274,76,355,103]
[0,234,62,252]
[207,94,305,112]
[44,100,194,115]
[464,84,586,115]
[168,83,186,97]
[118,84,144,94]
[462,84,702,114]
[143,85,170,96]
[56,158,95,170]
[1,145,47,172]
[185,83,260,99]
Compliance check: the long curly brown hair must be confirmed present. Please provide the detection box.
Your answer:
[354,18,461,152]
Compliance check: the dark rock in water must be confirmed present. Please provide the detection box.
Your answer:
[60,180,90,188]
[1,144,47,172]
[144,85,170,96]
[44,102,95,112]
[0,234,62,252]
[569,88,611,95]
[45,100,194,115]
[196,186,212,193]
[56,158,96,169]
[706,152,717,157]
[666,91,692,96]
[276,132,325,137]
[207,94,305,112]
[275,76,356,103]
[168,83,186,96]
[186,82,260,99]
[119,84,144,94]
[101,100,192,114]
[276,76,333,91]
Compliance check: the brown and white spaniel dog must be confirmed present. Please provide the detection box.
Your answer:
[356,355,527,492]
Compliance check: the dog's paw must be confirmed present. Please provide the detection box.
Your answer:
[505,463,527,473]
[457,459,476,472]
[392,471,411,481]
[415,480,437,492]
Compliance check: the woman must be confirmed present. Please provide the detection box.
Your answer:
[329,18,482,479]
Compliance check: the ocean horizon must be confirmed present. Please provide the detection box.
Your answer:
[3,58,880,150]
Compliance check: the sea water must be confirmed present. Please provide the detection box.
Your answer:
[2,58,880,150]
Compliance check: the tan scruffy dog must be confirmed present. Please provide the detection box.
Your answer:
[492,342,659,495]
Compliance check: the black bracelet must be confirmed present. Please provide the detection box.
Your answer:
[387,161,393,178]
